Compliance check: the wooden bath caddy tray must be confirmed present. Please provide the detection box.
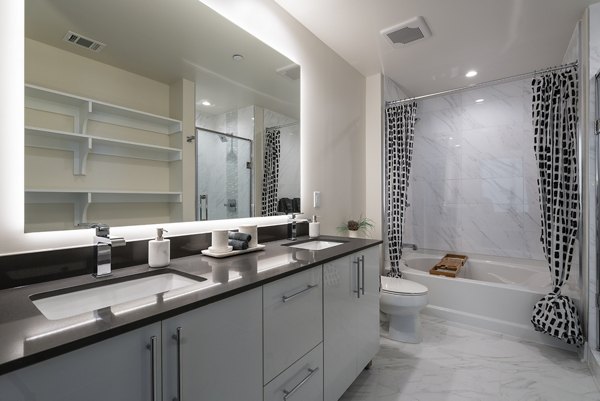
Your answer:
[429,254,468,278]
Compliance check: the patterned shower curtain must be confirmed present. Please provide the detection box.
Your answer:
[261,128,281,216]
[530,67,583,346]
[385,102,417,278]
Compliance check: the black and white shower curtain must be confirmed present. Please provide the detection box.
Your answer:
[385,102,417,278]
[530,67,583,346]
[261,128,280,216]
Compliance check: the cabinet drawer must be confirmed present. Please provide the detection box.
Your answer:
[264,343,323,401]
[264,266,323,383]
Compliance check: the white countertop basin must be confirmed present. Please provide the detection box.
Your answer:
[286,240,345,251]
[31,272,204,320]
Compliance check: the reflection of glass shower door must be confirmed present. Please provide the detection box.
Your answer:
[196,128,252,220]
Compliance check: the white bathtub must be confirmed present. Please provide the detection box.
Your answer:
[397,251,580,351]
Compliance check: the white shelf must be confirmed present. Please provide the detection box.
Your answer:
[24,84,185,226]
[25,84,182,135]
[25,126,182,175]
[25,189,182,227]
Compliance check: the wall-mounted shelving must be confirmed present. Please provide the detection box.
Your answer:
[25,84,182,135]
[25,84,185,228]
[25,189,182,226]
[25,126,182,175]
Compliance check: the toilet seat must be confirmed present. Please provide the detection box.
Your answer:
[381,276,427,296]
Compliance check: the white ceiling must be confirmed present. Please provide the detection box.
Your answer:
[274,0,597,97]
[25,0,300,119]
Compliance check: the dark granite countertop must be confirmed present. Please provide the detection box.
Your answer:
[0,235,381,374]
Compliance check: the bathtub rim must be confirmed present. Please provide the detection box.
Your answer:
[394,248,579,299]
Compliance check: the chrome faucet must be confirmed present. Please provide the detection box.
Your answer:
[91,223,126,278]
[402,242,418,251]
[288,213,302,241]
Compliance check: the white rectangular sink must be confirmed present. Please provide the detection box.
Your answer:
[31,272,204,320]
[287,240,345,251]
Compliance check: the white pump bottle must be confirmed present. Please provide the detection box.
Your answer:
[149,228,170,268]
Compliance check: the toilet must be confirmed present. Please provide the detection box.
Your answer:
[380,276,428,343]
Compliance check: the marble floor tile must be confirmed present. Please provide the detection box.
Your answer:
[340,316,600,401]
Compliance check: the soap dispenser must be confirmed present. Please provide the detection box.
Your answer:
[149,228,170,268]
[309,215,320,238]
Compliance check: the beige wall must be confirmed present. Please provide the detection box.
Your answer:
[365,74,383,240]
[24,39,191,232]
[200,0,368,235]
[169,79,196,222]
[0,0,368,254]
[26,39,170,116]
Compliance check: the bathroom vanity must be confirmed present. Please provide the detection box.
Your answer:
[0,236,381,401]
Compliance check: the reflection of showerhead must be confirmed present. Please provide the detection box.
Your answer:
[219,135,228,143]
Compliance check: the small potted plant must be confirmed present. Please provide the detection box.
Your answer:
[337,216,374,238]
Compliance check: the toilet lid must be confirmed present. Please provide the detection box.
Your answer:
[381,276,427,295]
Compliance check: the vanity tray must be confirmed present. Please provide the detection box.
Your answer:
[201,244,265,258]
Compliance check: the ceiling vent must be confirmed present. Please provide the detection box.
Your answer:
[381,16,431,47]
[276,64,301,81]
[62,31,106,53]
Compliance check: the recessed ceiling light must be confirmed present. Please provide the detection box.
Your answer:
[232,54,244,61]
[475,98,485,103]
[201,100,212,106]
[465,70,478,78]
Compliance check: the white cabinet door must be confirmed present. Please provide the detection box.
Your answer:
[0,323,161,401]
[323,254,359,401]
[162,287,263,401]
[264,266,322,384]
[355,246,381,371]
[264,343,323,401]
[324,245,381,401]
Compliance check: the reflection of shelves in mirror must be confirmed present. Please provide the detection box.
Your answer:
[25,189,182,227]
[25,84,182,135]
[25,127,183,175]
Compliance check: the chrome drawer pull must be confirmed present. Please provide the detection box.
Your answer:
[147,336,158,401]
[282,284,318,303]
[361,255,365,295]
[353,258,360,298]
[172,327,183,401]
[282,367,319,400]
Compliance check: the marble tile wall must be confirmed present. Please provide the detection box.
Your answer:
[588,2,600,356]
[196,131,228,220]
[384,76,408,102]
[264,109,300,201]
[403,78,546,260]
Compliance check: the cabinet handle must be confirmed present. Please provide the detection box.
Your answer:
[361,255,365,295]
[147,336,158,401]
[172,327,183,401]
[282,367,319,400]
[282,284,318,303]
[353,258,360,299]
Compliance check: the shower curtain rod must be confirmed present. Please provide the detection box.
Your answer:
[385,61,579,107]
[266,122,298,130]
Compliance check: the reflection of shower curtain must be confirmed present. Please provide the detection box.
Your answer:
[530,67,583,346]
[262,128,280,216]
[385,102,417,278]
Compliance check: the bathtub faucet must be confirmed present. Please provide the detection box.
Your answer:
[402,243,418,251]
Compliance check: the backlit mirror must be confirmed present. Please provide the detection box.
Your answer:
[24,0,300,232]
